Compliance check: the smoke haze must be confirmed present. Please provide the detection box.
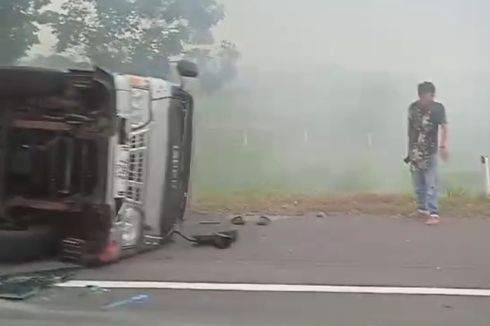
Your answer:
[194,0,490,196]
[34,0,490,196]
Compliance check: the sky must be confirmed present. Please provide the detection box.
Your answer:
[214,0,490,75]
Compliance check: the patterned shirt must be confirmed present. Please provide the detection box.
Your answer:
[407,101,447,170]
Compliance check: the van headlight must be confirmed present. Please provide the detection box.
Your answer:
[116,204,143,248]
[128,89,150,128]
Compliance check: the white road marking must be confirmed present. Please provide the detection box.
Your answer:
[57,280,490,297]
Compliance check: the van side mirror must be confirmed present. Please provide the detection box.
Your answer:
[177,60,199,78]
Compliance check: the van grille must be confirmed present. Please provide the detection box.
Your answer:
[126,129,148,204]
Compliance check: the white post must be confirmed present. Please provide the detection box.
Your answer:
[242,129,248,147]
[186,180,193,208]
[303,129,309,144]
[481,156,490,196]
[367,132,373,148]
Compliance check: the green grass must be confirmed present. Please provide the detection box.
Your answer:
[190,139,480,199]
[191,146,483,198]
[189,135,488,217]
[193,191,490,218]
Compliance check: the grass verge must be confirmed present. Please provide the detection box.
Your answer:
[192,193,490,217]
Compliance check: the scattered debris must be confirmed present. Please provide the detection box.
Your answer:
[103,294,150,310]
[293,200,299,206]
[256,215,271,226]
[316,212,327,218]
[86,285,110,294]
[192,230,238,249]
[436,266,442,270]
[0,268,78,300]
[230,215,246,225]
[442,304,453,309]
[172,229,238,249]
[199,220,222,225]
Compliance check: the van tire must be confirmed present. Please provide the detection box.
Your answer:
[0,225,59,262]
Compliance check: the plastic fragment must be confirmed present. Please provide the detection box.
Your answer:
[103,294,150,310]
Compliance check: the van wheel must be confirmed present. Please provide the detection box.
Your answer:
[0,225,58,262]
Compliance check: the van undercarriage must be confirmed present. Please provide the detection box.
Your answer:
[0,67,116,263]
[0,63,198,265]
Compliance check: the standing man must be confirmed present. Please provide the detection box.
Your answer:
[407,82,449,225]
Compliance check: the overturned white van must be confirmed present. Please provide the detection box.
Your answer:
[0,61,197,265]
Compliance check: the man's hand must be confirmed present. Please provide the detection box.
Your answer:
[439,146,449,162]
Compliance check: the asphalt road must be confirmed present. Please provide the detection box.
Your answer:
[2,213,490,325]
[2,289,490,326]
[77,214,490,288]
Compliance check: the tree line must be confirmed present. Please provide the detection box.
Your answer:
[0,0,239,93]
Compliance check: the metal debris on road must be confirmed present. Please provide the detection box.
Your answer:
[256,215,271,226]
[316,212,327,218]
[171,229,238,249]
[192,230,238,249]
[230,215,245,225]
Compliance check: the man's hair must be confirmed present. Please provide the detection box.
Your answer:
[418,81,436,96]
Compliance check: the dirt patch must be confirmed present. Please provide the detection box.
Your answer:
[192,193,490,218]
